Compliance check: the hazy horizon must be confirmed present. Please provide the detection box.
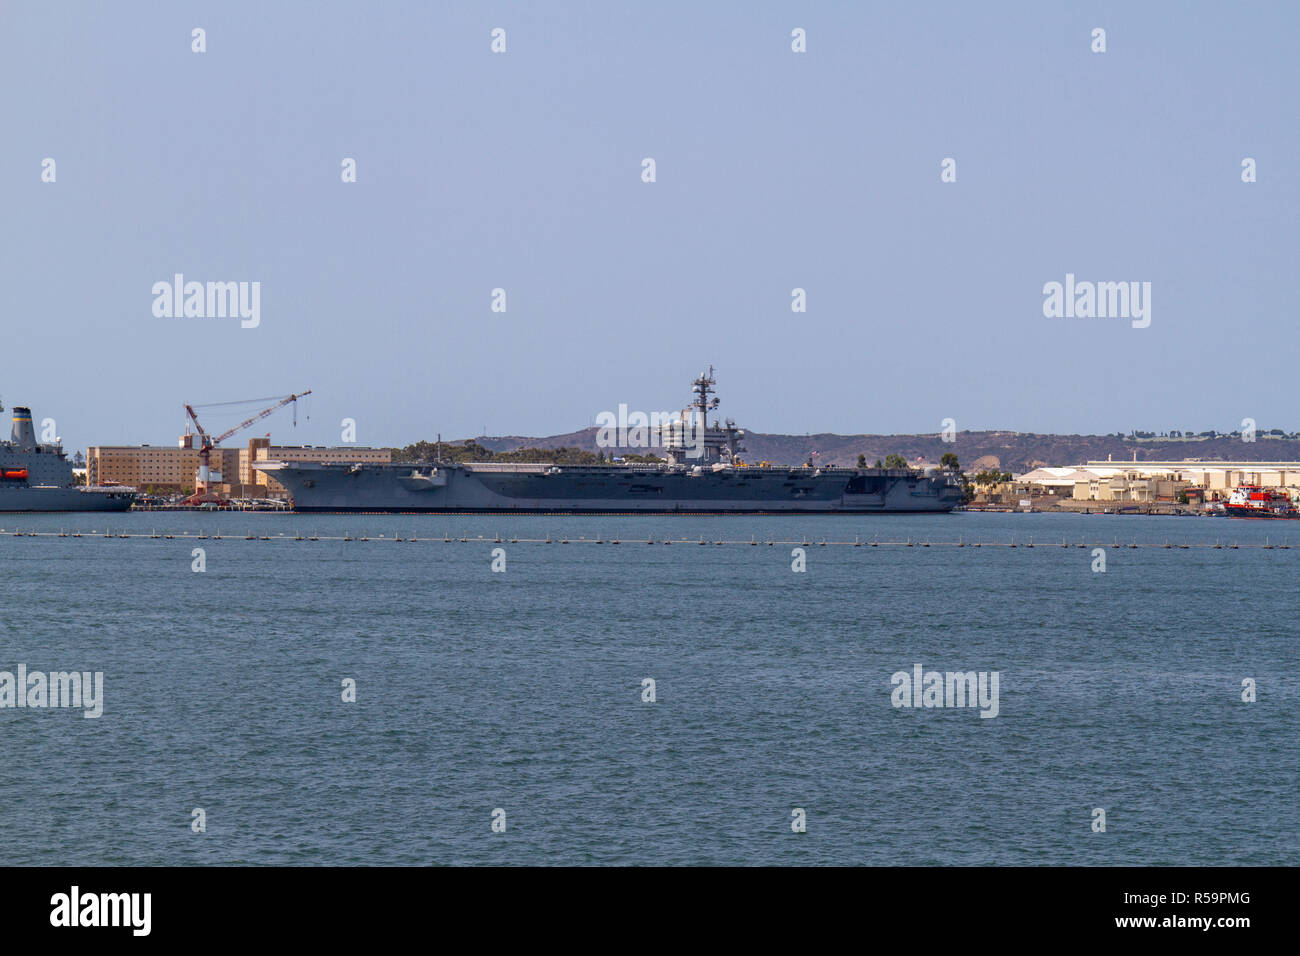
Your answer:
[5,1,1297,450]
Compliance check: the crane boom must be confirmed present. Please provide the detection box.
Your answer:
[180,390,311,503]
[213,391,311,445]
[183,404,208,442]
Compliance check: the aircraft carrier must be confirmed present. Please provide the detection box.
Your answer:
[257,369,963,514]
[0,402,136,512]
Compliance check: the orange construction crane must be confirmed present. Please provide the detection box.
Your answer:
[181,391,311,503]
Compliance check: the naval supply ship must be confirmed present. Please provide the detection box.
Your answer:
[257,369,963,515]
[0,402,136,512]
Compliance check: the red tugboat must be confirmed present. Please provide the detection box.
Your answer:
[1224,485,1300,519]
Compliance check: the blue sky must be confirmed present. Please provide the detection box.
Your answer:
[3,1,1297,449]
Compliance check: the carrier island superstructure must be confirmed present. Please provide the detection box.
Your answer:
[0,401,135,512]
[256,369,963,514]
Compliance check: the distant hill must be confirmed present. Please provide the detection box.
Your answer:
[453,429,1300,473]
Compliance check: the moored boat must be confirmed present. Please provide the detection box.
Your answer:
[1223,485,1299,519]
[0,401,136,512]
[256,368,965,515]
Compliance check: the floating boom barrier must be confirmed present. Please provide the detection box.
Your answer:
[0,530,1290,550]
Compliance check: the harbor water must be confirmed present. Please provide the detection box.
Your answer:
[0,511,1294,865]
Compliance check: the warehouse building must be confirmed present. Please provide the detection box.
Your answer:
[1015,466,1191,503]
[1084,460,1300,493]
[1014,460,1300,504]
[86,438,389,497]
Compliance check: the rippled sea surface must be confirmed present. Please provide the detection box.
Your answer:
[0,510,1295,865]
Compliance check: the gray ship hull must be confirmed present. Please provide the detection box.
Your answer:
[259,462,963,514]
[0,486,136,513]
[2,404,136,512]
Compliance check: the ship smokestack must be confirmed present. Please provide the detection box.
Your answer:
[10,407,36,451]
